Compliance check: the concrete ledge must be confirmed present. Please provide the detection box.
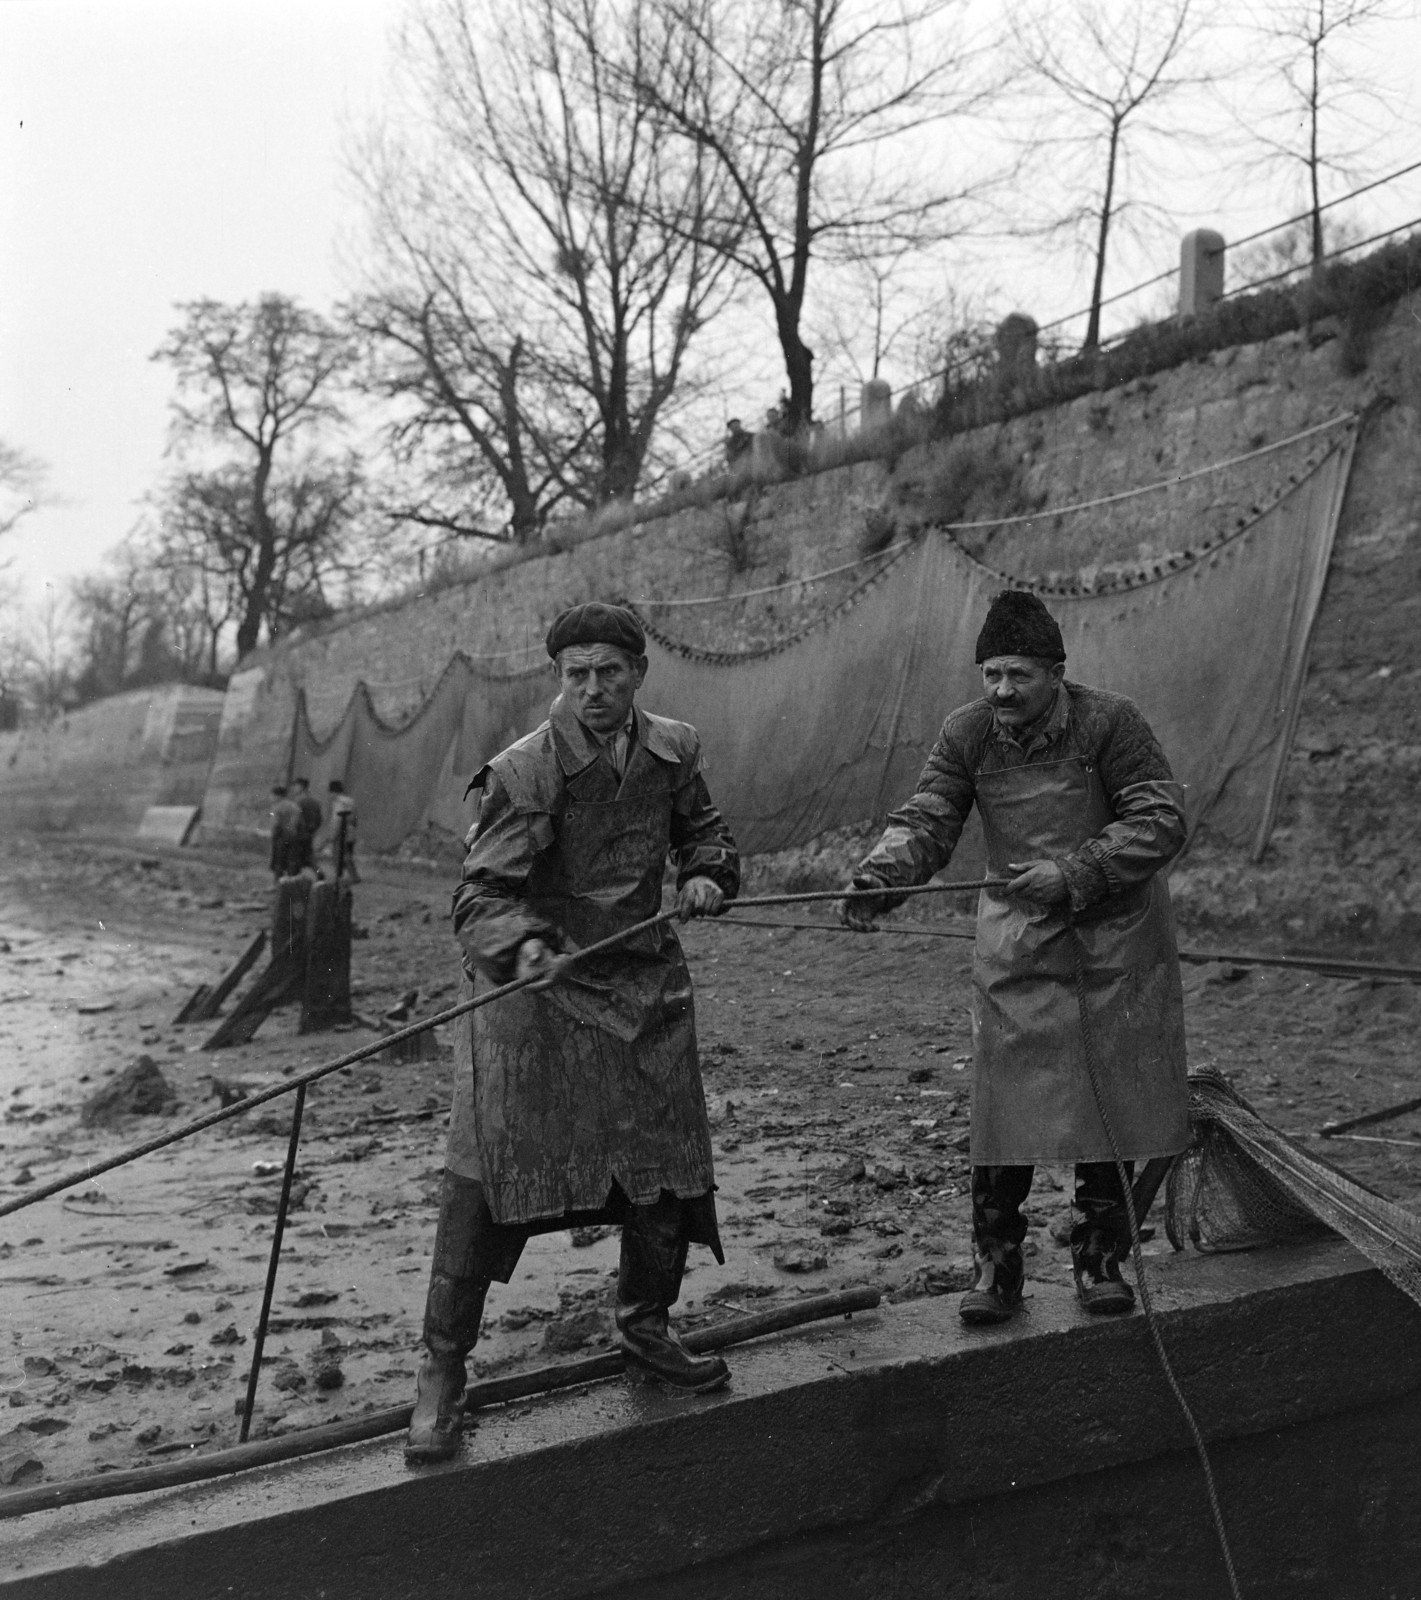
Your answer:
[3,1240,1419,1599]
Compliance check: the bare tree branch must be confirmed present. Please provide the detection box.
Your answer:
[350,0,736,541]
[630,0,1005,427]
[1233,0,1406,272]
[153,296,354,656]
[1010,0,1210,349]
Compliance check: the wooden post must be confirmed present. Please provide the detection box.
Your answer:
[1180,229,1225,316]
[300,879,353,1033]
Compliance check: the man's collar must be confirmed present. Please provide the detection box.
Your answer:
[551,696,665,775]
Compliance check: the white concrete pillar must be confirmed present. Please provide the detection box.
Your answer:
[1180,229,1225,316]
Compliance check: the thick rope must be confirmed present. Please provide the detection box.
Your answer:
[1065,918,1243,1600]
[0,879,1005,1221]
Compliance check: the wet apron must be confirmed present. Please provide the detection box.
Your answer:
[447,768,716,1225]
[970,756,1190,1165]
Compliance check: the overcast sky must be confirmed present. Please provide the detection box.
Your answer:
[3,0,1419,602]
[1,0,399,598]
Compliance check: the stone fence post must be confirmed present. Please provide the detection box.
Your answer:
[1180,229,1225,316]
[861,378,892,430]
[995,314,1038,382]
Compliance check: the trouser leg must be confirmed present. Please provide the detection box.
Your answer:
[970,1164,1032,1299]
[1071,1159,1136,1313]
[407,1171,499,1462]
[422,1171,495,1356]
[616,1191,729,1393]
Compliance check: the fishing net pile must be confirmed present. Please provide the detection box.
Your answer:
[1165,1068,1421,1310]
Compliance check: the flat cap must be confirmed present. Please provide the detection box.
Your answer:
[546,602,646,659]
[974,589,1065,664]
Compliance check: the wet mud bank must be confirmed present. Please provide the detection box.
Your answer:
[2,1240,1417,1599]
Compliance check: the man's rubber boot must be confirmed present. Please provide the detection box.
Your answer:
[406,1173,492,1463]
[1071,1221,1136,1316]
[617,1194,729,1393]
[959,1241,1024,1326]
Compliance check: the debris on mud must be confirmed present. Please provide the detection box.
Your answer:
[80,1055,177,1125]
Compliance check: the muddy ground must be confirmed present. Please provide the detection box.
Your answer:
[1,833,1418,1491]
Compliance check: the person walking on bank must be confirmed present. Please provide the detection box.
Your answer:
[289,777,323,873]
[406,602,740,1464]
[268,784,301,879]
[840,590,1190,1325]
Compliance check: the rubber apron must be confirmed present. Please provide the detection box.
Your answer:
[447,779,716,1225]
[969,756,1190,1165]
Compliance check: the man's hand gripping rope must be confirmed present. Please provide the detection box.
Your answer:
[514,876,725,988]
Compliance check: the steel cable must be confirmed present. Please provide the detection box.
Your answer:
[0,879,1005,1221]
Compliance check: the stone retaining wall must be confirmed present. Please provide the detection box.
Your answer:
[0,686,225,836]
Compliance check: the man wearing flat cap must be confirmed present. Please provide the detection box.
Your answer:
[841,590,1189,1324]
[407,602,740,1462]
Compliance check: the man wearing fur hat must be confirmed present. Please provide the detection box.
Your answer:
[841,590,1189,1324]
[407,602,740,1463]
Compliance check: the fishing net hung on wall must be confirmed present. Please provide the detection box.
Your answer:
[1164,1068,1421,1311]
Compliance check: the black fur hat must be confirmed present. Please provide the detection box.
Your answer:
[974,590,1066,664]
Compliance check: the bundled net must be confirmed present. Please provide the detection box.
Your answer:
[1165,1068,1421,1310]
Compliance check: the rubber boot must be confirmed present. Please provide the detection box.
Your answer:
[959,1238,1025,1326]
[1071,1163,1136,1316]
[617,1194,729,1394]
[406,1174,492,1463]
[960,1164,1030,1326]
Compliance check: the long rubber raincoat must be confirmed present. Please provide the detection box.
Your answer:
[446,696,739,1226]
[857,682,1190,1165]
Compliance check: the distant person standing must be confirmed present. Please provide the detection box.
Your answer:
[289,777,323,874]
[327,780,359,883]
[268,785,301,879]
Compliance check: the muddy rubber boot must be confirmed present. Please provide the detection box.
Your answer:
[617,1194,729,1394]
[1070,1222,1136,1315]
[961,1163,1030,1326]
[1071,1164,1136,1316]
[406,1174,491,1464]
[958,1240,1024,1326]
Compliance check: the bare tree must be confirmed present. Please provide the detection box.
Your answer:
[12,584,75,719]
[70,545,164,700]
[1238,0,1404,273]
[814,243,943,390]
[633,0,999,430]
[154,296,353,655]
[152,456,363,653]
[350,266,596,544]
[0,442,46,545]
[352,0,736,542]
[1012,0,1206,350]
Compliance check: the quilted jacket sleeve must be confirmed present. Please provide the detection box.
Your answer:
[852,715,977,907]
[1057,698,1187,912]
[450,772,560,984]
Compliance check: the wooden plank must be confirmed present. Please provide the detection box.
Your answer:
[136,804,200,846]
[172,984,213,1026]
[203,883,310,1050]
[190,930,268,1022]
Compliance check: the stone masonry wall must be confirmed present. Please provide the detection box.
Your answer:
[201,293,1421,953]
